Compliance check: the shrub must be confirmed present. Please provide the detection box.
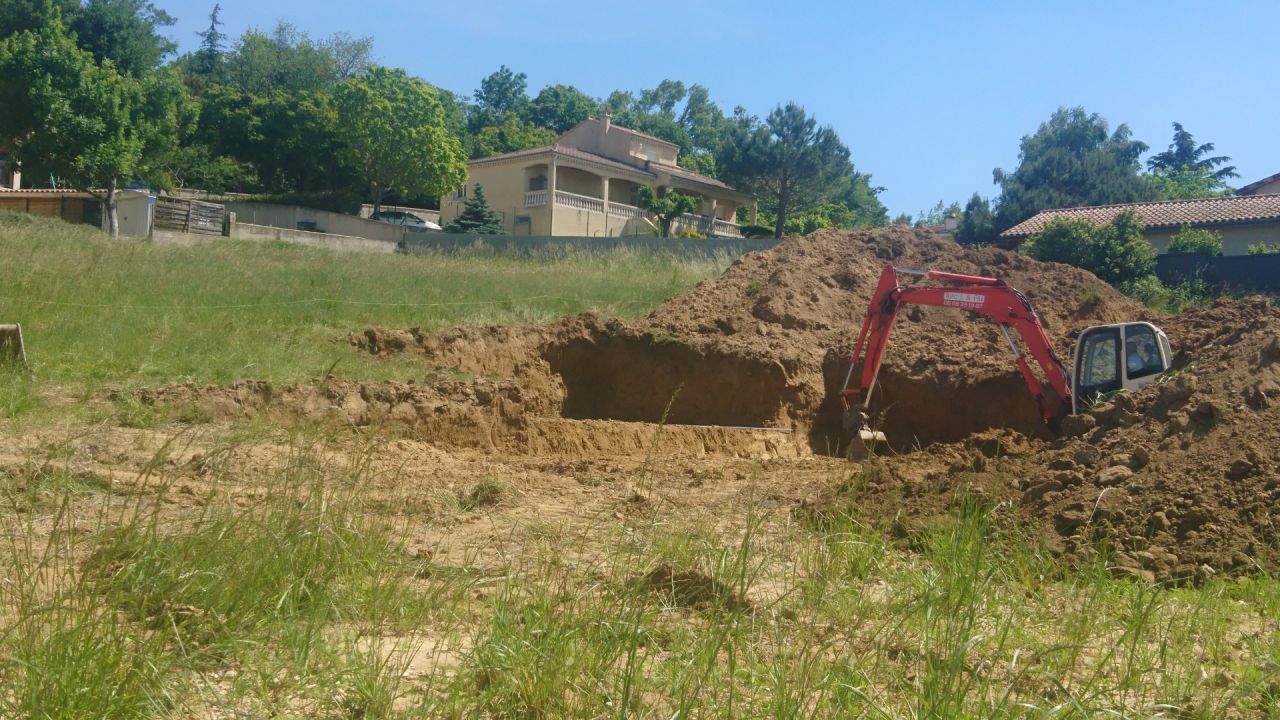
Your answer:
[1167,225,1222,255]
[1248,242,1280,255]
[1023,210,1154,286]
[676,228,706,239]
[1120,275,1214,313]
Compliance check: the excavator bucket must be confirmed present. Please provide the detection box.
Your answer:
[0,324,25,365]
[847,428,887,461]
[842,405,887,460]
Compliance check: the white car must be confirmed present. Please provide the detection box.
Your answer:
[371,210,441,232]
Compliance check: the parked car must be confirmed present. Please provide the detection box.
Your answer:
[371,210,441,232]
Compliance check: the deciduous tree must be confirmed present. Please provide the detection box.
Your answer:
[525,84,597,134]
[637,186,699,238]
[333,66,466,214]
[0,15,182,235]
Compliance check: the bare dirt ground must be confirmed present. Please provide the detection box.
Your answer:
[38,225,1274,585]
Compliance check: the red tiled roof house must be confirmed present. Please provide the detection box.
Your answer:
[1000,182,1280,256]
[440,115,755,237]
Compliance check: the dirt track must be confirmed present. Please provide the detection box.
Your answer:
[127,228,1280,582]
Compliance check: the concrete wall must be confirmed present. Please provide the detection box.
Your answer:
[227,202,406,243]
[231,223,397,253]
[1145,221,1280,256]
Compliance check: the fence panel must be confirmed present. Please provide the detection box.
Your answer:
[1156,253,1280,292]
[153,196,226,236]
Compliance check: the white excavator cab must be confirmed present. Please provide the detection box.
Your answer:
[1070,321,1172,414]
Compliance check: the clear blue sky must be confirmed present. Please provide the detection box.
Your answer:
[159,0,1279,217]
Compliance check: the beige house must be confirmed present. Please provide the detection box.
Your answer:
[441,115,755,237]
[1000,194,1280,256]
[1237,171,1280,197]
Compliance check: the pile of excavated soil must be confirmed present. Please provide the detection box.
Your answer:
[828,297,1280,582]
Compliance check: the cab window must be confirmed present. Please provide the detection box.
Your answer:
[1124,325,1164,380]
[1076,327,1121,403]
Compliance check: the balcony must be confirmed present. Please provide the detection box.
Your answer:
[524,190,547,207]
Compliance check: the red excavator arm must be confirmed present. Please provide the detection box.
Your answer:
[839,265,1072,430]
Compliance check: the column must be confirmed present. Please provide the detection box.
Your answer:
[547,155,557,235]
[601,176,611,236]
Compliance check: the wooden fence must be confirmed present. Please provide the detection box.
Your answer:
[153,196,226,236]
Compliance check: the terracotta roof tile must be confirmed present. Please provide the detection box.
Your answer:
[1001,195,1280,238]
[657,164,734,190]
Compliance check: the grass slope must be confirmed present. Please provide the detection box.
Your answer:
[0,212,727,388]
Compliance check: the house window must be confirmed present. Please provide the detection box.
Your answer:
[453,185,467,200]
[528,176,547,191]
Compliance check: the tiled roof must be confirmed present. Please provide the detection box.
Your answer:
[1236,171,1280,196]
[1000,194,1280,238]
[469,144,656,180]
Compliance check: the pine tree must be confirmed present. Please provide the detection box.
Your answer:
[442,184,506,234]
[194,4,225,76]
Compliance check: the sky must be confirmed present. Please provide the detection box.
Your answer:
[158,0,1280,218]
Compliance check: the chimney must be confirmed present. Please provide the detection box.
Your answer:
[602,112,611,135]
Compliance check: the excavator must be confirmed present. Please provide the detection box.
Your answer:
[839,265,1171,456]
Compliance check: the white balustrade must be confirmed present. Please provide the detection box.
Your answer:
[554,190,604,214]
[524,190,547,207]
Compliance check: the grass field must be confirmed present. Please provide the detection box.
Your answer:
[2,214,1278,718]
[0,211,727,388]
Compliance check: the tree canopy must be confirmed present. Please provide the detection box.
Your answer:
[333,66,467,214]
[0,12,182,234]
[992,107,1153,232]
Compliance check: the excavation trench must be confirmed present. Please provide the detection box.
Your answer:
[539,332,1056,456]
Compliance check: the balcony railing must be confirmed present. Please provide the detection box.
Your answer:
[554,190,603,214]
[607,202,644,219]
[670,213,743,238]
[524,190,547,207]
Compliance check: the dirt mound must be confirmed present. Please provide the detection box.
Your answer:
[826,297,1280,582]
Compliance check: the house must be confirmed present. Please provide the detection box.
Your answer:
[441,115,756,237]
[1236,171,1280,197]
[1000,194,1280,255]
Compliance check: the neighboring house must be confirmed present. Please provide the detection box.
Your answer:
[1000,195,1280,255]
[1236,171,1280,197]
[441,115,756,237]
[924,216,958,237]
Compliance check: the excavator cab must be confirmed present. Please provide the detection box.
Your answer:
[1070,322,1172,414]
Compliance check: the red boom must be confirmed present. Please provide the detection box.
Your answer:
[839,265,1072,424]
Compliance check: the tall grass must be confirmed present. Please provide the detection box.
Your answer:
[0,212,728,389]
